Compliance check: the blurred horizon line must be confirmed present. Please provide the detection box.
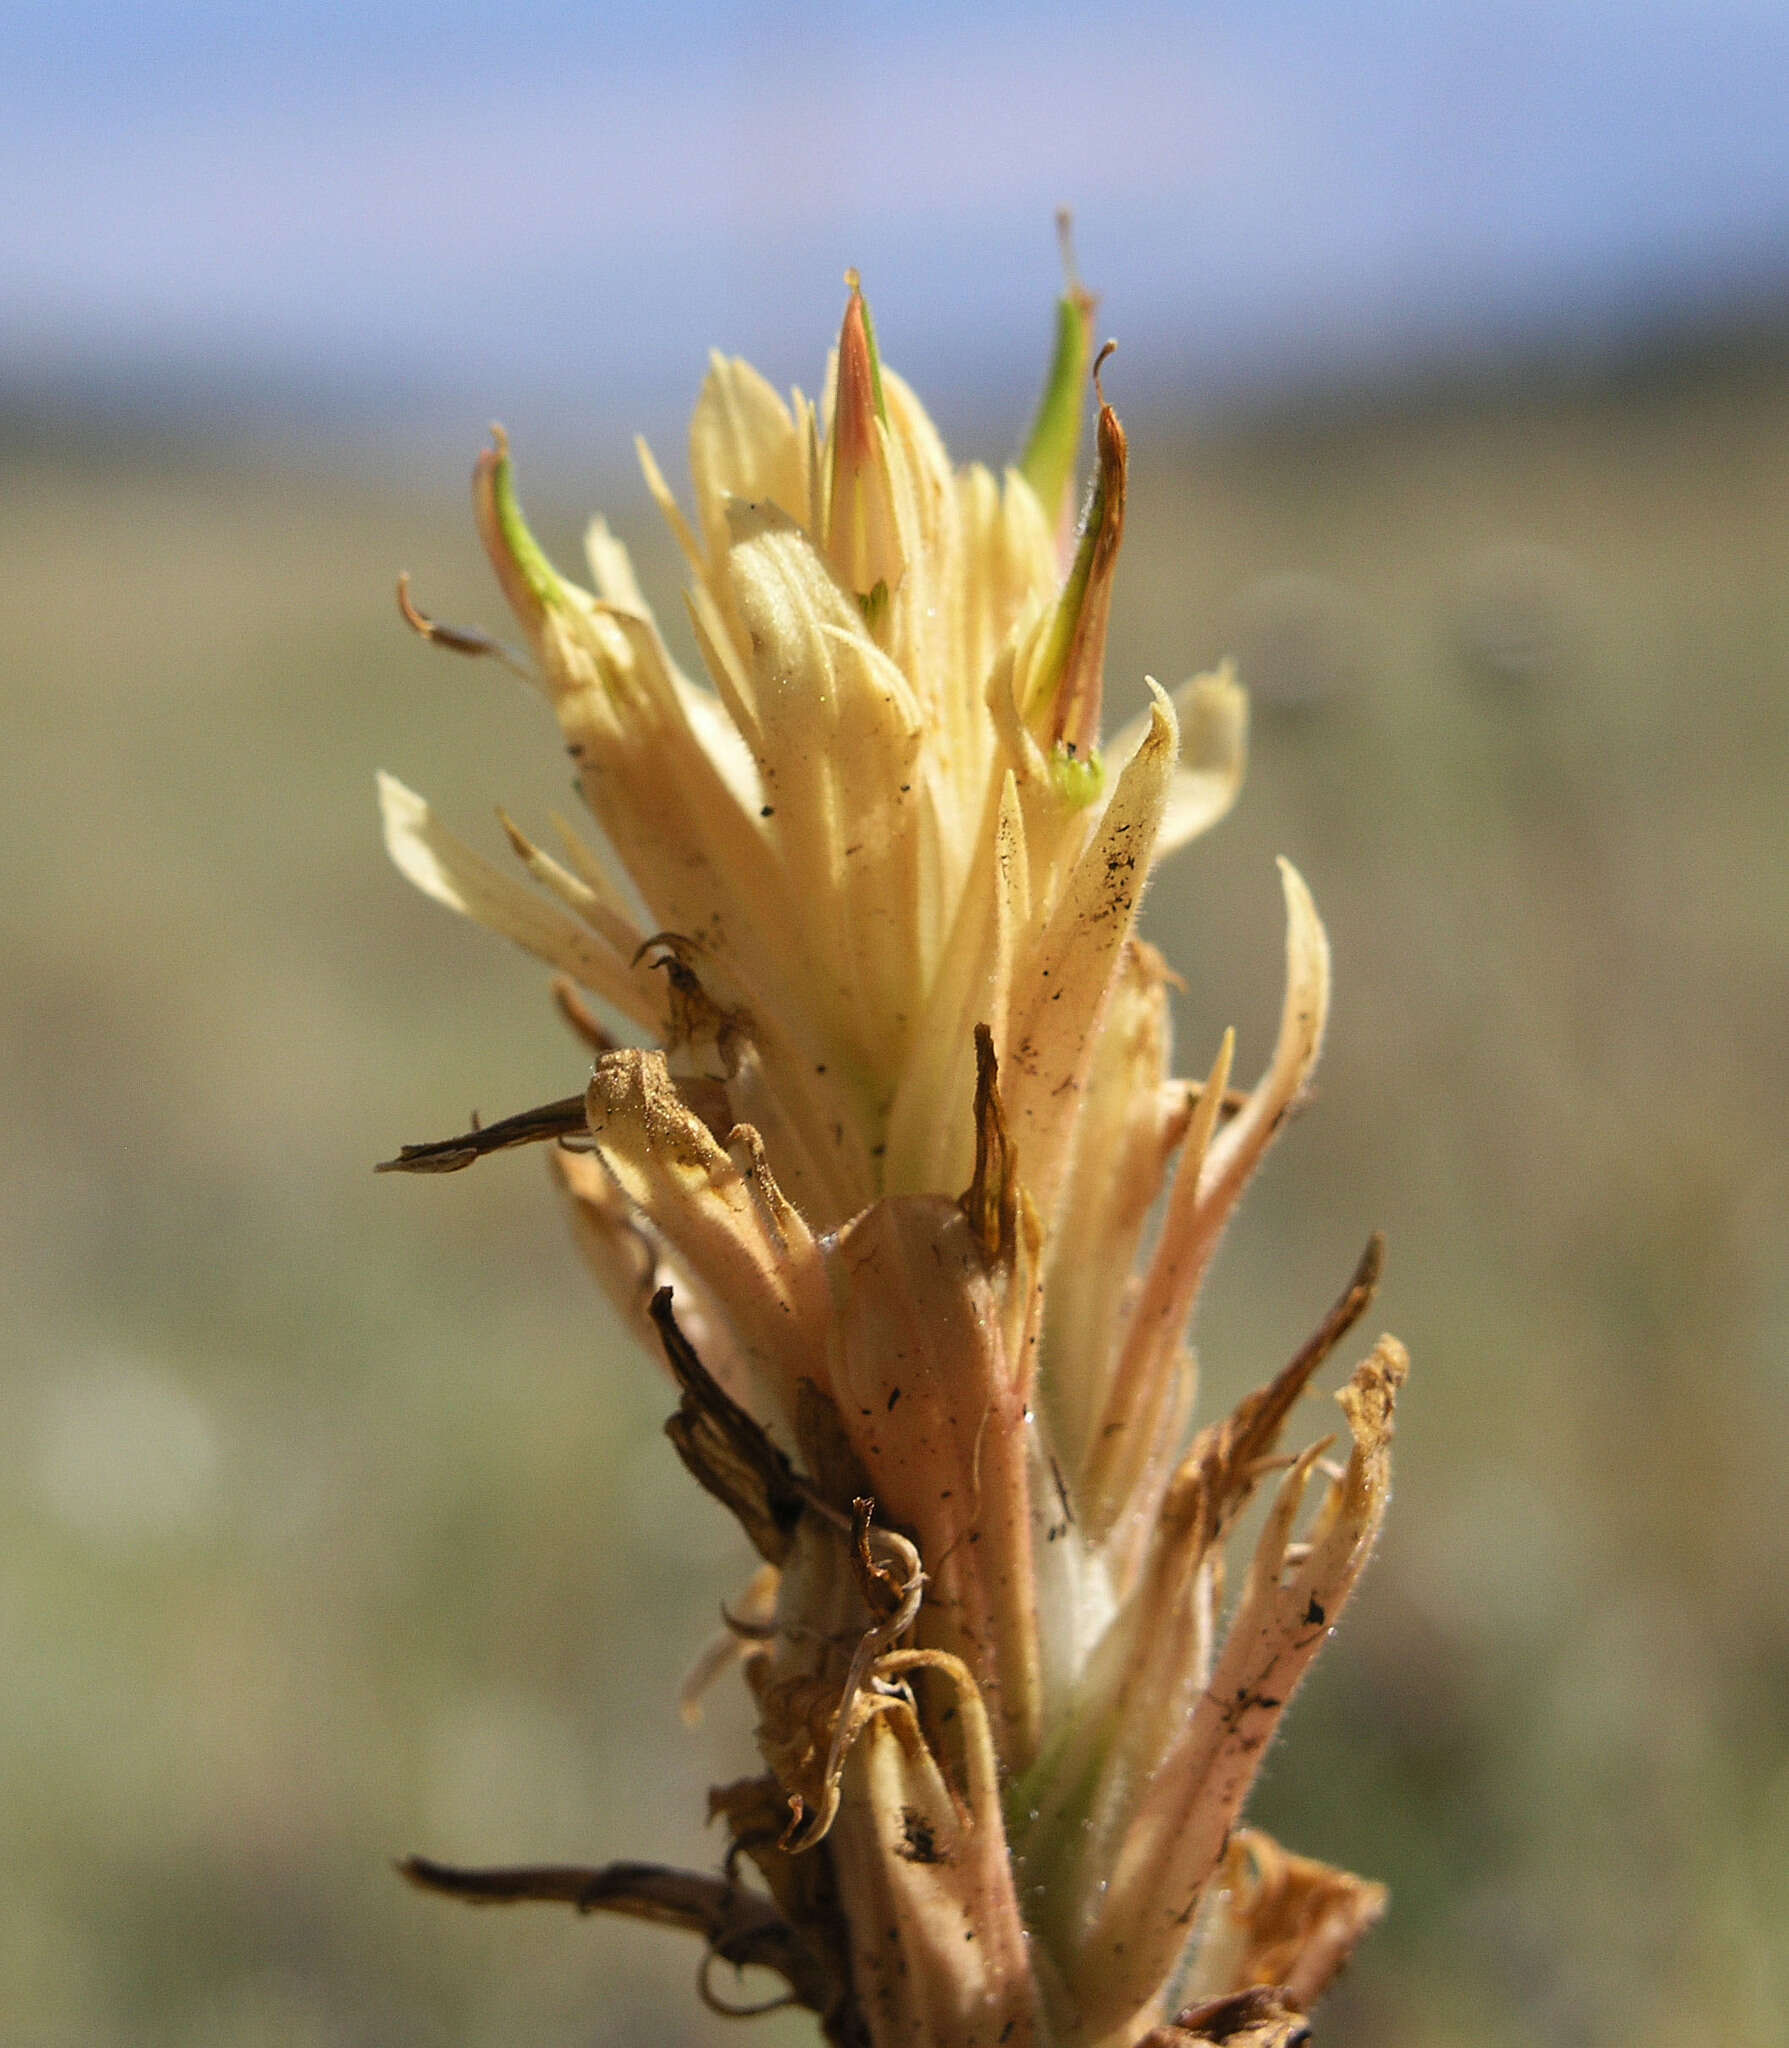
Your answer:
[12,4,1789,488]
[8,255,1788,491]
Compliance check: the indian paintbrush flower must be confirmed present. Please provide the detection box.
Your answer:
[379,260,1406,2048]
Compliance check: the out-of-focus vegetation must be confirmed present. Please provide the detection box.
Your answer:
[4,332,1785,2048]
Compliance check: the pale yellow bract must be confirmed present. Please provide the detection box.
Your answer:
[380,272,1405,2048]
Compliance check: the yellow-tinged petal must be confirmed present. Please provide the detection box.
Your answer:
[956,462,1058,741]
[722,1038,875,1240]
[495,809,646,964]
[1003,685,1178,1233]
[681,574,764,762]
[1197,858,1330,1219]
[876,362,965,738]
[378,773,660,1028]
[529,593,863,1176]
[882,770,1027,1199]
[725,508,926,1081]
[553,1142,657,1339]
[1063,1338,1406,2038]
[1038,938,1189,1481]
[1010,1494,1220,1935]
[553,1146,761,1417]
[671,670,765,817]
[1105,665,1249,862]
[584,1051,830,1433]
[634,430,702,574]
[547,813,641,930]
[1080,862,1327,1546]
[476,439,785,982]
[1079,1027,1235,1539]
[583,514,647,611]
[689,350,810,574]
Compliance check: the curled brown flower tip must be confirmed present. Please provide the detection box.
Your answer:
[395,571,532,675]
[848,1496,908,1620]
[633,931,750,1078]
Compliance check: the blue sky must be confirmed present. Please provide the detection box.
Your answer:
[5,2,1787,460]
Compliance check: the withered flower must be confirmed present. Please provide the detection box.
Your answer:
[380,256,1405,2048]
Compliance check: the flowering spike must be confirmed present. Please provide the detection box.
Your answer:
[380,274,1406,2048]
[1018,211,1099,535]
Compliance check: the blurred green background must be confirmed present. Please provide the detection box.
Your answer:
[4,317,1785,2048]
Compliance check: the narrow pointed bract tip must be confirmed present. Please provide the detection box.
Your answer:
[825,268,901,597]
[1020,335,1128,761]
[1021,229,1101,529]
[1055,207,1090,305]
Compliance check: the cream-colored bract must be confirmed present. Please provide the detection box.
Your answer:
[382,273,1403,2048]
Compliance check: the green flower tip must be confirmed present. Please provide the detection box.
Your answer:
[1022,344,1128,763]
[1018,210,1099,529]
[473,424,567,622]
[1048,741,1105,809]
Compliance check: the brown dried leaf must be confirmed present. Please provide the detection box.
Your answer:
[651,1287,807,1565]
[399,1853,834,2017]
[1185,1830,1387,2012]
[375,1094,590,1175]
[1141,1987,1312,2048]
